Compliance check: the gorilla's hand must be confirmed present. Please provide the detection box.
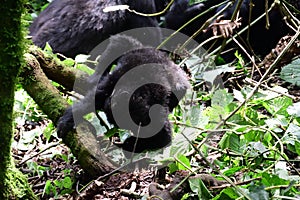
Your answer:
[57,107,75,138]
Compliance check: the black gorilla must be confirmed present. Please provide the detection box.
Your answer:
[165,0,298,59]
[30,0,168,58]
[164,0,208,42]
[57,35,190,154]
[214,0,291,56]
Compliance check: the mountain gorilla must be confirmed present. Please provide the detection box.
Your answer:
[29,0,169,58]
[164,0,208,42]
[165,0,298,59]
[57,35,190,154]
[213,0,294,56]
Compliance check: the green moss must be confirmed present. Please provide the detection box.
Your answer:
[0,0,37,198]
[0,159,36,199]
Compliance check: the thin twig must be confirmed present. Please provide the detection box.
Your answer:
[17,141,61,166]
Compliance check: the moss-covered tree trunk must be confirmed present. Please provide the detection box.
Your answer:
[0,0,37,199]
[21,52,117,176]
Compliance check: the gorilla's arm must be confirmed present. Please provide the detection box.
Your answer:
[165,0,205,32]
[120,121,172,156]
[57,35,141,136]
[56,75,112,137]
[57,35,190,154]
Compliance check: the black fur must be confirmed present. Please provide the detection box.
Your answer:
[165,0,208,42]
[165,0,298,59]
[216,0,290,56]
[30,0,166,58]
[57,35,190,154]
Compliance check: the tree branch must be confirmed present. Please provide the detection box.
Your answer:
[20,51,116,177]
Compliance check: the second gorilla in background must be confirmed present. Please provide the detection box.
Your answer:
[30,0,167,58]
[165,0,297,59]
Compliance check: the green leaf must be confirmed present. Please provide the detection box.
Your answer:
[62,58,75,66]
[62,177,73,189]
[176,154,191,170]
[244,107,261,125]
[219,132,240,152]
[244,130,265,142]
[265,116,288,133]
[275,161,289,180]
[282,124,300,145]
[212,187,240,200]
[233,89,245,102]
[248,184,269,200]
[44,42,53,52]
[43,122,55,141]
[287,102,300,117]
[170,129,196,156]
[189,177,213,199]
[263,96,293,116]
[168,162,178,174]
[234,51,245,69]
[234,125,248,132]
[201,64,234,85]
[211,89,234,108]
[202,106,225,128]
[104,127,119,138]
[189,104,207,127]
[280,59,300,86]
[76,63,94,75]
[263,132,272,145]
[261,172,288,187]
[295,141,300,156]
[250,142,267,153]
[43,180,56,196]
[180,193,191,200]
[118,129,132,143]
[223,166,243,176]
[54,180,63,189]
[245,142,267,157]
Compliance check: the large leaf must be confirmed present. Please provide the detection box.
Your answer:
[280,59,300,86]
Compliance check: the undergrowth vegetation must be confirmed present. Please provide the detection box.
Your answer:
[14,47,300,199]
[160,43,300,198]
[12,0,300,199]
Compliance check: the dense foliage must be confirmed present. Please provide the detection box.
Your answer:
[13,0,300,199]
